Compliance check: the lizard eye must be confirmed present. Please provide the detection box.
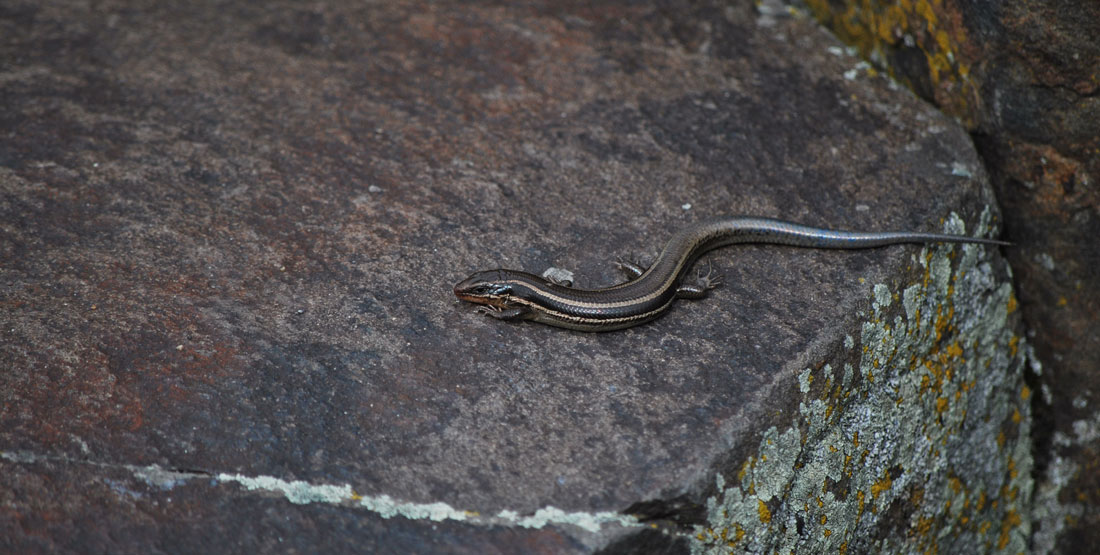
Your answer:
[454,272,513,299]
[469,283,510,296]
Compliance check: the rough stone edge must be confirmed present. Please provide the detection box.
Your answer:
[690,209,1033,553]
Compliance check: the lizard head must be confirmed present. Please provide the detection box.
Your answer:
[453,270,518,309]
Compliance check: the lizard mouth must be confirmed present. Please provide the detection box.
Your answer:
[453,284,506,307]
[454,290,490,304]
[454,274,514,307]
[455,293,515,310]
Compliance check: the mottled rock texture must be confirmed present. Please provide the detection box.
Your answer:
[804,0,1099,551]
[1,1,1024,553]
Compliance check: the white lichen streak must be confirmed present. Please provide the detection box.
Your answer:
[218,472,639,533]
[0,450,639,534]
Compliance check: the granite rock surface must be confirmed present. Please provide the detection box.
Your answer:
[1,1,1025,552]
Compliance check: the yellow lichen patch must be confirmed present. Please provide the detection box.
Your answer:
[1021,385,1032,401]
[871,469,894,501]
[1006,294,1018,314]
[948,476,963,494]
[758,499,772,523]
[998,509,1022,549]
[911,486,925,506]
[933,305,948,342]
[923,358,939,375]
[936,396,949,414]
[915,514,935,538]
[1008,335,1019,357]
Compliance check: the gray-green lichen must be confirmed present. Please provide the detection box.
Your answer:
[694,211,1032,553]
[1030,383,1092,553]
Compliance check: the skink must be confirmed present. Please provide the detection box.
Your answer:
[454,216,1009,332]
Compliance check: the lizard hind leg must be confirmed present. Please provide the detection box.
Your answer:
[614,256,647,279]
[676,262,722,299]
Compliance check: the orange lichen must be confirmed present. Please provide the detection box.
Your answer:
[915,514,935,538]
[998,509,1022,549]
[758,499,772,523]
[871,469,894,501]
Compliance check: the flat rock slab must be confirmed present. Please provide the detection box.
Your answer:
[1,1,1029,552]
